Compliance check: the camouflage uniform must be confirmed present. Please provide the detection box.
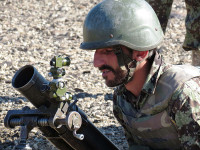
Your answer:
[145,0,200,65]
[113,52,200,150]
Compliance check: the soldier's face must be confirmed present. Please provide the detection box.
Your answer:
[93,47,128,87]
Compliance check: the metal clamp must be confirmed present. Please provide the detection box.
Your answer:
[66,111,84,140]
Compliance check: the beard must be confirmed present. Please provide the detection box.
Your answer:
[99,65,127,87]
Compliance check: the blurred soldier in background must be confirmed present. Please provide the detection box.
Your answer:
[80,0,200,149]
[146,0,200,66]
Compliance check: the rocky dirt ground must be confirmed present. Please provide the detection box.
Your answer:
[0,0,192,150]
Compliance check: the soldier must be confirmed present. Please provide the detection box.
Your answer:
[146,0,200,66]
[80,0,200,149]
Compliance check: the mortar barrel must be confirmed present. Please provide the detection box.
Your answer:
[12,65,51,108]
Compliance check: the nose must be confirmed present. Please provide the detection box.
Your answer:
[93,51,106,68]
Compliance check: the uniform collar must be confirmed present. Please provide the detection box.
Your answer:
[142,52,164,95]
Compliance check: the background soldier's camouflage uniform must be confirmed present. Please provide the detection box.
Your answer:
[145,0,200,66]
[113,52,200,150]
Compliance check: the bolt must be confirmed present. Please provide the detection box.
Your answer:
[48,72,52,77]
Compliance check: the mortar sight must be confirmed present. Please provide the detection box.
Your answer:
[50,56,70,67]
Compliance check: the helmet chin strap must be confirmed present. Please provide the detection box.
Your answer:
[114,46,141,85]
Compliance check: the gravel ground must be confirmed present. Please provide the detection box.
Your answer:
[0,0,192,150]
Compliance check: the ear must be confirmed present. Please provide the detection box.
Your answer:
[133,51,149,61]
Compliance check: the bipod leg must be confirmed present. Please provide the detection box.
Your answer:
[13,125,33,150]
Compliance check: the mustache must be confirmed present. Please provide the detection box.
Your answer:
[99,65,115,73]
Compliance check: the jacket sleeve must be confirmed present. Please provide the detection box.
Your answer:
[170,77,200,150]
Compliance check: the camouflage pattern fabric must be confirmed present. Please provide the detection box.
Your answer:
[145,0,200,52]
[170,76,200,149]
[113,52,200,150]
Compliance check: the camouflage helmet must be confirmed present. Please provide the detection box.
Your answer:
[80,0,164,51]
